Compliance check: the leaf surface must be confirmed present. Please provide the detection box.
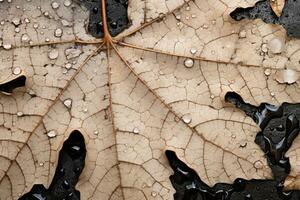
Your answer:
[0,0,300,199]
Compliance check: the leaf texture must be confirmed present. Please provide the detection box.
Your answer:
[0,0,300,199]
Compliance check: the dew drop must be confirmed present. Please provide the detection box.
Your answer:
[268,37,285,54]
[254,160,263,169]
[261,43,268,53]
[275,69,299,84]
[21,34,29,43]
[239,30,247,38]
[15,27,20,33]
[39,162,44,166]
[264,69,271,76]
[3,43,12,50]
[13,67,22,75]
[83,108,88,113]
[133,127,139,134]
[182,114,192,124]
[93,130,99,135]
[64,0,72,7]
[51,2,60,9]
[17,111,23,117]
[33,23,39,29]
[12,18,21,26]
[63,99,72,109]
[151,192,157,197]
[54,28,63,37]
[47,130,57,138]
[48,49,59,60]
[184,58,194,68]
[65,63,72,69]
[190,48,197,55]
[240,142,247,148]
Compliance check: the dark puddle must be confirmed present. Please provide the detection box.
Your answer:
[166,91,300,199]
[166,150,300,200]
[0,75,26,95]
[75,0,129,38]
[230,0,300,38]
[19,130,86,200]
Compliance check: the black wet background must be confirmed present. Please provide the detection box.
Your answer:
[230,0,300,38]
[75,0,129,38]
[19,131,86,200]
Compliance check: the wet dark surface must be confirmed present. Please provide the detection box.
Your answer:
[19,130,86,200]
[225,92,300,181]
[0,75,26,95]
[166,91,300,199]
[230,0,300,38]
[166,150,300,200]
[75,0,129,38]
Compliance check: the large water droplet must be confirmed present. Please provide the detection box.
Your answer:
[54,28,63,37]
[13,67,22,75]
[51,1,60,9]
[63,99,72,108]
[48,49,59,60]
[275,69,299,84]
[184,58,194,68]
[182,114,192,124]
[268,37,285,54]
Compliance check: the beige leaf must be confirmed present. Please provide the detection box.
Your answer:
[270,0,285,17]
[0,0,300,199]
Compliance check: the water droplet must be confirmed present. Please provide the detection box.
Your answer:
[83,108,88,113]
[54,28,63,37]
[268,37,285,54]
[48,49,59,60]
[264,69,271,76]
[63,99,72,108]
[17,111,23,117]
[94,130,99,135]
[47,130,57,138]
[3,44,12,50]
[65,63,72,69]
[261,43,268,53]
[24,18,30,23]
[21,34,29,43]
[13,67,22,75]
[151,192,157,197]
[12,18,21,26]
[184,58,194,68]
[133,127,139,134]
[33,23,39,29]
[271,92,275,97]
[51,2,60,9]
[275,69,299,84]
[39,162,44,166]
[176,15,181,20]
[64,0,72,7]
[240,142,247,148]
[210,95,215,99]
[254,160,263,169]
[182,114,192,124]
[14,27,20,33]
[231,134,236,139]
[62,180,70,189]
[45,38,50,42]
[190,48,197,55]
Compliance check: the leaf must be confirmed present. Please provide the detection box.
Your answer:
[0,0,300,199]
[270,0,285,17]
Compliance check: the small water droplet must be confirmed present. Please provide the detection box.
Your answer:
[17,111,23,117]
[47,130,57,138]
[133,127,139,134]
[39,162,44,166]
[261,43,268,53]
[240,142,247,148]
[63,99,72,108]
[210,95,215,99]
[64,0,72,7]
[271,92,275,97]
[13,67,22,75]
[54,28,63,37]
[45,38,50,42]
[83,108,88,113]
[264,69,271,76]
[33,23,39,29]
[231,134,236,139]
[48,49,59,60]
[151,192,157,197]
[254,160,263,169]
[182,114,192,124]
[184,58,194,68]
[65,63,72,69]
[190,48,197,55]
[51,1,60,9]
[12,18,21,26]
[94,130,99,135]
[21,34,29,43]
[14,27,20,33]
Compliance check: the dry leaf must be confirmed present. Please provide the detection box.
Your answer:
[0,0,300,199]
[270,0,285,17]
